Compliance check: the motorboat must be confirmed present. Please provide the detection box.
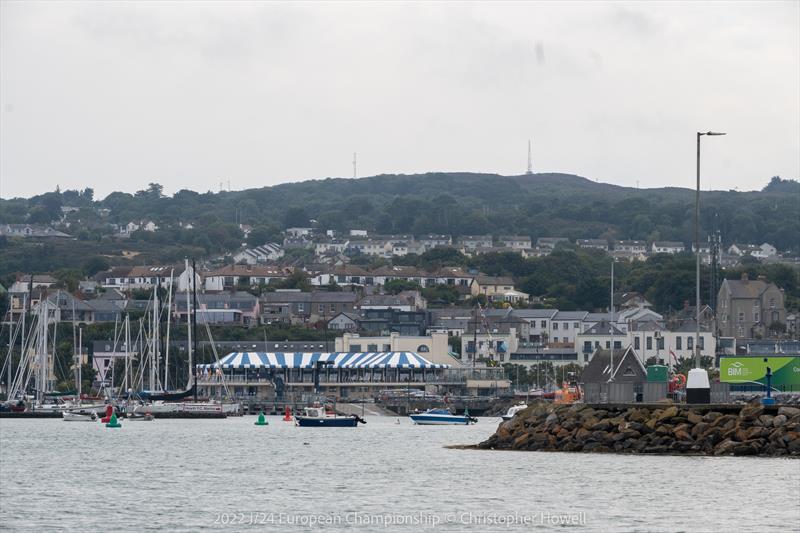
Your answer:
[501,403,528,421]
[295,406,365,427]
[127,412,154,421]
[62,410,97,422]
[409,408,477,425]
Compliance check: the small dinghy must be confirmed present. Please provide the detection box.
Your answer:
[62,410,97,422]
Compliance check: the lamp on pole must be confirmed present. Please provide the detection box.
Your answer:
[688,131,725,404]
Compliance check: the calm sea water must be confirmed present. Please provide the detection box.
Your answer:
[1,415,798,532]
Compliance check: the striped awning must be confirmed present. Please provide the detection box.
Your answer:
[198,352,449,370]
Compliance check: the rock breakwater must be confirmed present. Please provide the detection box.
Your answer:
[479,401,800,457]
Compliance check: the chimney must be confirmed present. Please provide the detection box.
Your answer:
[741,272,749,282]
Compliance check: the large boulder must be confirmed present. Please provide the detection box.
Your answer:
[778,406,800,419]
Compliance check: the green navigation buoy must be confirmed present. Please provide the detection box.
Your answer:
[254,411,268,426]
[106,412,122,428]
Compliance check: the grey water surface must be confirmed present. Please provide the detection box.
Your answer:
[1,416,798,532]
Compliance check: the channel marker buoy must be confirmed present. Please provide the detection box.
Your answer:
[105,412,122,428]
[255,411,268,426]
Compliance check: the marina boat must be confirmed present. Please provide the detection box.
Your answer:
[501,403,528,421]
[409,408,478,425]
[127,412,154,421]
[295,406,365,427]
[62,410,97,422]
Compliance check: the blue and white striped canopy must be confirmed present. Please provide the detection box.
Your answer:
[198,352,449,370]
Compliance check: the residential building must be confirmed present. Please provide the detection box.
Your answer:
[651,241,685,254]
[101,265,177,290]
[315,240,350,256]
[461,329,519,364]
[260,290,357,324]
[285,227,313,237]
[175,291,260,325]
[718,273,786,338]
[459,235,493,250]
[499,235,532,250]
[470,276,528,303]
[358,308,429,336]
[574,320,626,363]
[328,312,359,332]
[753,243,778,259]
[615,240,648,253]
[576,239,609,251]
[549,310,589,345]
[628,320,717,365]
[418,234,453,250]
[728,243,761,256]
[232,243,284,264]
[349,229,368,237]
[536,237,569,249]
[204,264,290,291]
[0,224,71,238]
[508,308,558,342]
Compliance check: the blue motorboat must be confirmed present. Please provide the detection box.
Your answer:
[409,408,478,425]
[295,406,366,427]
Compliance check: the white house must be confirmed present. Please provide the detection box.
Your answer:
[549,311,588,345]
[752,243,777,259]
[615,240,648,253]
[651,241,685,254]
[233,243,284,265]
[576,239,609,251]
[459,235,493,249]
[349,229,368,237]
[286,227,313,237]
[499,235,532,250]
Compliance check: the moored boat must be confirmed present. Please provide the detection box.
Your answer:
[62,410,97,422]
[501,402,528,421]
[409,408,477,425]
[295,406,365,427]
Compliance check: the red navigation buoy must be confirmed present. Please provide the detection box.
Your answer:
[101,405,114,424]
[283,405,293,421]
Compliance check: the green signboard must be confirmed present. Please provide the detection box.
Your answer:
[719,356,800,387]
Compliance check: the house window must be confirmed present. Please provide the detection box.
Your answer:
[605,341,610,349]
[769,298,776,309]
[634,337,640,350]
[646,337,652,350]
[574,322,580,329]
[318,304,324,313]
[613,341,622,349]
[553,322,559,330]
[367,344,378,352]
[687,337,694,350]
[417,344,430,353]
[676,336,682,350]
[583,341,592,353]
[754,311,760,323]
[298,303,305,312]
[595,341,600,348]
[540,320,546,328]
[349,344,362,352]
[584,353,590,362]
[737,312,745,323]
[698,336,704,349]
[657,337,665,350]
[383,344,391,351]
[330,303,336,312]
[553,337,559,343]
[563,323,569,330]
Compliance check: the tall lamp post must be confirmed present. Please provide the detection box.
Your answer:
[687,131,725,404]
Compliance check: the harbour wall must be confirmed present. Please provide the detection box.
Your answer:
[478,401,800,457]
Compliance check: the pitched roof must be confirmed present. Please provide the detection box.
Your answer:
[581,346,645,383]
[206,264,290,277]
[583,319,625,335]
[722,278,776,299]
[553,310,589,321]
[509,308,559,319]
[474,276,514,286]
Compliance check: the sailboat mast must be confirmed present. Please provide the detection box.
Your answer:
[165,271,173,390]
[124,315,130,392]
[186,259,192,390]
[77,327,82,399]
[149,285,157,391]
[192,258,198,402]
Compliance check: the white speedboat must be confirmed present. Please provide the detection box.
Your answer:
[409,408,477,425]
[501,403,528,421]
[62,410,97,422]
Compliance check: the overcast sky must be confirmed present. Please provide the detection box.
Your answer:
[1,1,798,199]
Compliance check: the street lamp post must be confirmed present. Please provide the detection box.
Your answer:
[687,131,725,404]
